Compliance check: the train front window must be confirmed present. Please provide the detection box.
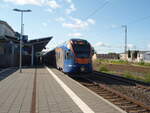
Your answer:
[72,43,91,58]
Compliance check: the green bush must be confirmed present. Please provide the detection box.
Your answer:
[97,59,129,65]
[105,60,129,65]
[97,59,108,63]
[99,66,109,72]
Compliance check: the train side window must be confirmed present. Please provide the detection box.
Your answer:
[67,52,69,58]
[66,52,72,59]
[66,52,69,59]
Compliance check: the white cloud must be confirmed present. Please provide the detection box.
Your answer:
[55,17,65,22]
[106,44,136,50]
[87,19,95,25]
[3,0,60,9]
[65,3,76,14]
[47,0,60,9]
[62,17,95,29]
[64,0,76,14]
[68,33,83,37]
[148,44,150,48]
[94,42,110,47]
[3,0,42,5]
[127,44,136,49]
[47,40,64,50]
[62,23,85,29]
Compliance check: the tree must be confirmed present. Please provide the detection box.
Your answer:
[133,50,139,59]
[128,50,131,58]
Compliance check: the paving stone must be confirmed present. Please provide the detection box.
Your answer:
[0,67,125,113]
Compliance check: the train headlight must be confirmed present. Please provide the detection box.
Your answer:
[80,66,85,72]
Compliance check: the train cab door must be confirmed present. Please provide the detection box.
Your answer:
[64,50,74,71]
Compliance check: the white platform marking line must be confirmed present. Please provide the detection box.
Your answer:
[65,72,127,113]
[46,67,95,113]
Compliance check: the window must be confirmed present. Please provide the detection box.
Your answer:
[66,51,73,59]
[72,42,91,58]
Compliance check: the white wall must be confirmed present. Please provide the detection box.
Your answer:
[120,53,128,60]
[143,52,150,62]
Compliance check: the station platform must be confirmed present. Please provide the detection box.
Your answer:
[0,67,126,113]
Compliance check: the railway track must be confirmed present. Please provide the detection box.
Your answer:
[73,76,150,113]
[69,71,150,113]
[136,85,150,92]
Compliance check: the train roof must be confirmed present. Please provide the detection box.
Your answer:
[43,38,90,56]
[70,38,87,42]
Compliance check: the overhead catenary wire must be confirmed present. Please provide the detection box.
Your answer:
[108,15,150,31]
[121,15,150,29]
[84,0,110,20]
[127,15,150,26]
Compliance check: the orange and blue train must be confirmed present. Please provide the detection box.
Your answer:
[43,39,93,73]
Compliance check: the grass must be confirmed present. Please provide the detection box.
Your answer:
[99,66,117,75]
[96,59,150,83]
[123,72,144,81]
[144,73,150,83]
[99,65,109,72]
[136,62,150,67]
[122,72,150,83]
[98,66,150,83]
[97,59,150,67]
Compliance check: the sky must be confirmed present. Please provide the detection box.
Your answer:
[0,0,150,53]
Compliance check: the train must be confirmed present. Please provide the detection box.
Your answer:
[43,39,93,73]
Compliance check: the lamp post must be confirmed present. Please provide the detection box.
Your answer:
[13,8,32,73]
[122,25,127,60]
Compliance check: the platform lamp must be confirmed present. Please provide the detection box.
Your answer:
[13,8,32,73]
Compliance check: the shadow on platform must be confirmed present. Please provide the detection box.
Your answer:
[0,68,18,81]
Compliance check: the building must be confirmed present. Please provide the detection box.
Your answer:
[0,20,18,67]
[0,21,15,37]
[0,20,52,67]
[92,53,119,60]
[120,50,150,62]
[137,51,150,62]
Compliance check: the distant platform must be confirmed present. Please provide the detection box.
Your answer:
[0,67,126,113]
